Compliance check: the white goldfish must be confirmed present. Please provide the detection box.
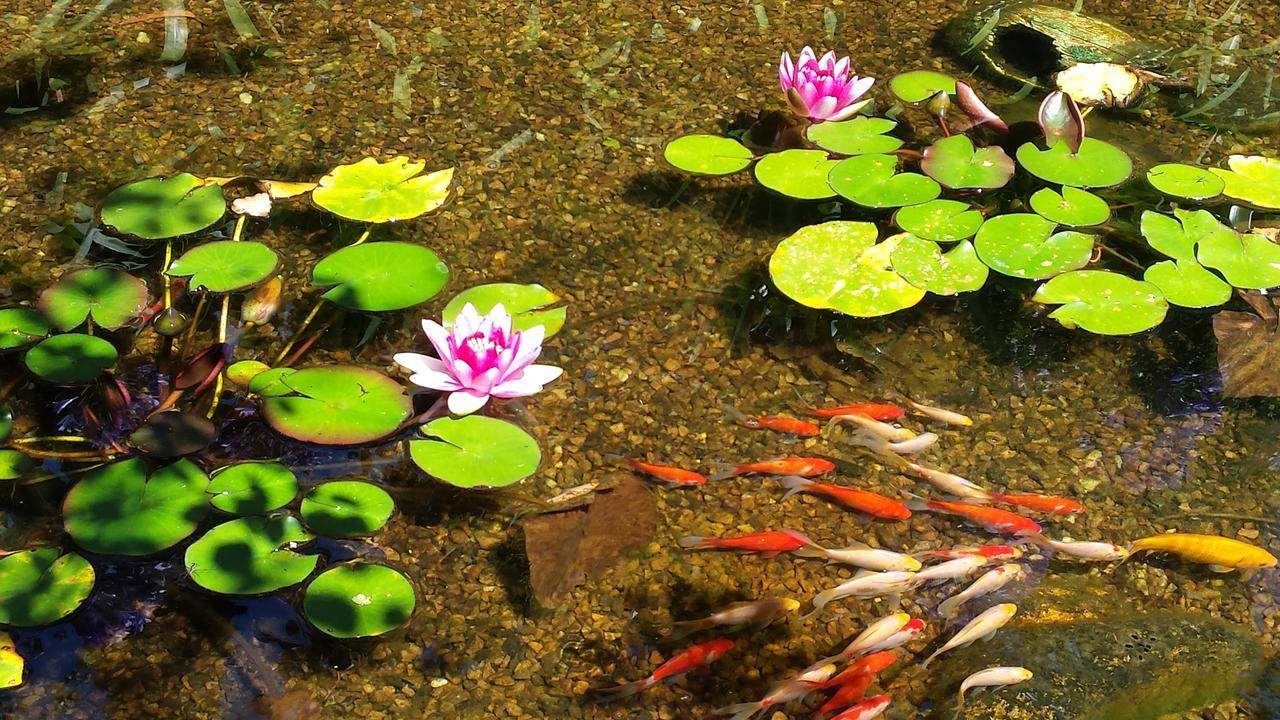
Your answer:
[808,571,917,618]
[793,540,922,572]
[714,663,835,720]
[846,429,939,456]
[828,413,917,442]
[906,399,974,427]
[904,462,990,500]
[938,563,1025,618]
[922,603,1017,668]
[958,666,1033,706]
[910,555,989,587]
[1031,534,1129,561]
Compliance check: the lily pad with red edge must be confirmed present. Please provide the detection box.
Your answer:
[769,221,925,316]
[184,515,317,595]
[128,412,217,458]
[753,149,838,200]
[63,458,210,556]
[99,173,227,240]
[974,213,1094,279]
[300,480,394,537]
[893,200,984,243]
[1147,163,1224,201]
[920,135,1015,190]
[442,284,566,337]
[828,154,940,209]
[302,562,415,638]
[311,157,453,223]
[0,548,95,627]
[1030,186,1111,227]
[1032,270,1168,335]
[311,242,449,312]
[38,268,147,331]
[0,308,49,351]
[806,117,903,156]
[260,366,412,446]
[891,236,989,295]
[662,134,754,175]
[1016,138,1133,188]
[167,241,280,293]
[25,334,118,385]
[888,70,957,104]
[409,415,541,489]
[207,462,298,515]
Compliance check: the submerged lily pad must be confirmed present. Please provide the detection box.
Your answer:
[0,632,21,688]
[301,481,394,537]
[443,284,566,337]
[312,157,453,223]
[770,221,925,316]
[921,136,1015,190]
[829,154,940,208]
[1016,138,1133,188]
[311,242,449,312]
[185,515,317,595]
[409,415,541,489]
[1033,270,1168,334]
[1209,155,1280,210]
[0,308,49,351]
[63,458,210,556]
[260,366,412,445]
[892,236,989,295]
[129,412,217,458]
[302,562,415,638]
[753,149,838,200]
[25,334,117,384]
[662,134,753,175]
[889,70,957,103]
[807,117,903,155]
[0,450,34,480]
[1143,260,1232,308]
[893,200,984,242]
[974,214,1094,279]
[1030,186,1111,227]
[168,241,280,293]
[207,462,298,515]
[99,173,227,240]
[1147,163,1224,201]
[0,549,95,627]
[39,268,147,331]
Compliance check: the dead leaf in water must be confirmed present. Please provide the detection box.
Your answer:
[1214,291,1280,398]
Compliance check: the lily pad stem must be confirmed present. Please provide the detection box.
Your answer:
[178,292,209,360]
[10,435,94,445]
[271,226,370,365]
[162,240,174,309]
[1097,241,1145,271]
[11,444,117,461]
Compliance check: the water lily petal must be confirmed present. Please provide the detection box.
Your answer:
[826,98,872,122]
[447,390,489,416]
[833,55,850,78]
[798,46,817,68]
[811,95,839,120]
[394,352,461,391]
[421,319,453,360]
[780,51,795,91]
[492,364,564,398]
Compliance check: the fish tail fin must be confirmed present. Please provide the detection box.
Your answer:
[677,536,708,550]
[777,475,813,500]
[714,702,764,720]
[591,678,650,703]
[791,546,827,560]
[937,595,961,619]
[920,650,940,670]
[804,591,835,620]
[708,462,744,481]
[900,491,930,513]
[665,619,707,641]
[720,403,748,423]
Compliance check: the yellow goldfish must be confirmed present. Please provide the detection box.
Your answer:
[1128,533,1277,572]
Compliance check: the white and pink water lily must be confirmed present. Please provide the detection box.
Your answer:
[779,47,875,122]
[394,303,562,416]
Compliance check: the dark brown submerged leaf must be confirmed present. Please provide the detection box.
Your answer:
[1213,292,1280,398]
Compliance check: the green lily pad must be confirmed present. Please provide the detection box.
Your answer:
[38,268,147,331]
[260,366,412,445]
[63,458,209,556]
[207,462,298,515]
[891,236,989,295]
[920,136,1015,190]
[248,367,296,397]
[769,220,926,316]
[1140,209,1218,261]
[25,334,118,384]
[974,214,1094,279]
[129,412,217,458]
[443,283,566,337]
[1030,186,1111,227]
[409,415,541,489]
[662,134,754,175]
[1143,260,1231,308]
[226,360,270,387]
[0,632,22,688]
[1016,138,1133,188]
[99,173,227,240]
[893,200,984,242]
[807,117,903,155]
[888,70,957,104]
[167,241,280,293]
[829,154,941,208]
[1197,229,1280,290]
[311,242,449,312]
[0,308,49,351]
[312,157,453,223]
[300,480,394,537]
[1146,163,1224,201]
[302,562,415,638]
[0,450,34,480]
[0,549,95,627]
[1209,155,1280,210]
[1032,270,1168,335]
[753,149,838,200]
[184,515,317,595]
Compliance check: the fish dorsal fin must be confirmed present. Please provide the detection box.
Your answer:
[839,539,874,551]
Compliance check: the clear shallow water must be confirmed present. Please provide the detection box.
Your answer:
[1,0,1279,718]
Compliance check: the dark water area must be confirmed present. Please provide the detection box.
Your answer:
[1,0,1279,718]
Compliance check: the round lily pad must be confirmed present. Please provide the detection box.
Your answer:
[1030,186,1111,227]
[99,173,227,240]
[25,334,118,384]
[893,200,984,242]
[807,117,903,156]
[443,284,566,337]
[312,157,453,223]
[248,367,296,397]
[0,549,95,627]
[1016,138,1133,188]
[663,134,753,175]
[829,154,941,208]
[302,562,415,639]
[889,70,957,103]
[1143,260,1231,308]
[1209,155,1280,210]
[207,462,299,515]
[0,632,22,688]
[769,220,925,316]
[920,136,1015,190]
[891,236,989,295]
[409,415,541,489]
[0,308,49,351]
[1147,163,1224,201]
[974,213,1094,279]
[260,366,412,446]
[226,360,270,387]
[38,268,147,331]
[753,149,838,200]
[311,242,449,312]
[1198,229,1280,290]
[63,458,209,556]
[300,480,393,537]
[1032,270,1168,335]
[167,241,280,293]
[129,412,217,457]
[0,450,34,480]
[184,515,317,595]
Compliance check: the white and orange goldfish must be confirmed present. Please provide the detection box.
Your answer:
[666,598,800,640]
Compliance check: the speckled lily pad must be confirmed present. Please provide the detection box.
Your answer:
[892,236,989,295]
[1030,187,1111,227]
[1016,138,1132,188]
[1209,155,1280,210]
[807,117,903,155]
[974,214,1094,279]
[921,135,1015,190]
[893,200,984,243]
[770,220,925,316]
[753,149,838,200]
[1147,163,1224,201]
[829,154,940,209]
[1033,270,1168,335]
[312,157,453,223]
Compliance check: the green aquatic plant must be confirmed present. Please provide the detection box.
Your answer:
[184,515,318,595]
[408,415,542,488]
[259,366,412,445]
[302,562,416,639]
[0,549,95,627]
[38,268,147,331]
[24,333,117,384]
[300,481,394,537]
[442,283,567,337]
[310,242,449,312]
[206,462,299,515]
[62,458,210,555]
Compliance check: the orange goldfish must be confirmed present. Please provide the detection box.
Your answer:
[724,404,821,436]
[988,492,1085,515]
[594,638,733,701]
[805,403,905,421]
[812,673,875,719]
[818,650,898,689]
[711,457,836,480]
[1127,532,1278,572]
[626,458,707,488]
[830,694,891,720]
[778,476,912,521]
[678,530,814,557]
[917,499,1042,536]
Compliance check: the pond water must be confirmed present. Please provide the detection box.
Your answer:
[2,0,1280,718]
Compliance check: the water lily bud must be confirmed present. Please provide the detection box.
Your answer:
[153,307,190,337]
[1037,90,1085,154]
[241,276,283,328]
[925,89,952,119]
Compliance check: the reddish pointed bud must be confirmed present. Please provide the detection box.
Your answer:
[240,276,283,328]
[955,81,1008,133]
[175,344,230,393]
[99,372,133,415]
[1038,91,1085,154]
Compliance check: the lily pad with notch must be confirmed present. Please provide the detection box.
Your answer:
[99,173,227,240]
[769,221,925,316]
[248,367,297,397]
[920,135,1015,190]
[662,134,754,175]
[1143,260,1231,308]
[302,562,415,638]
[312,157,453,223]
[1030,186,1111,227]
[1146,163,1224,201]
[1016,138,1133,188]
[1209,155,1280,210]
[311,242,449,312]
[64,458,210,556]
[1032,270,1168,335]
[38,268,147,331]
[974,214,1094,279]
[893,200,984,242]
[409,415,541,489]
[184,515,317,595]
[443,283,566,337]
[167,241,280,293]
[0,548,95,627]
[807,117,903,156]
[260,366,412,445]
[0,308,49,351]
[129,412,217,458]
[25,334,118,384]
[207,462,299,515]
[300,480,394,537]
[888,70,957,104]
[1198,229,1280,290]
[829,154,940,208]
[891,236,989,295]
[753,149,838,200]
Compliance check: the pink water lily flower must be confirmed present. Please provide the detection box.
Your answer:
[394,303,563,416]
[779,47,875,122]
